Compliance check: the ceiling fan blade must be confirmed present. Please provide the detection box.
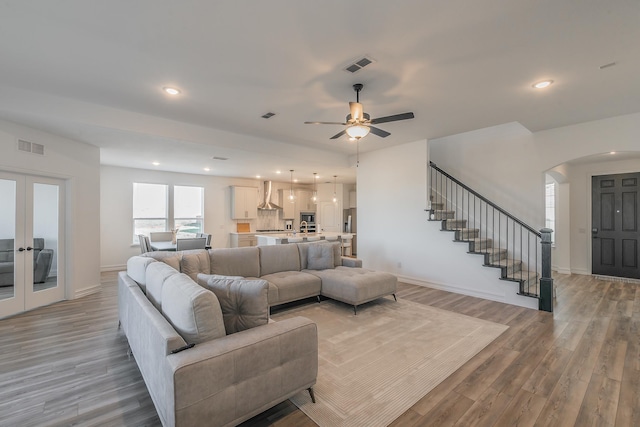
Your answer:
[349,102,364,122]
[330,130,347,140]
[304,121,348,125]
[369,126,391,138]
[370,112,415,125]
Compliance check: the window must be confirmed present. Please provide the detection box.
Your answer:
[133,183,168,240]
[174,185,204,238]
[132,183,204,242]
[545,183,555,240]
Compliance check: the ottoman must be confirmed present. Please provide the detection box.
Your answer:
[309,267,398,314]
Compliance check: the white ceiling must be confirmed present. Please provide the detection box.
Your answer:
[1,0,639,184]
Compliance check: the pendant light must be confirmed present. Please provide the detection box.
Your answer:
[332,175,338,204]
[288,170,295,203]
[311,172,318,204]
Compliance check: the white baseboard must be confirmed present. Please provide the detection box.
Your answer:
[74,283,101,298]
[101,264,126,272]
[555,268,572,275]
[571,268,591,275]
[396,274,505,303]
[396,274,539,310]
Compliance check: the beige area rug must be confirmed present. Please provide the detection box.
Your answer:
[272,297,508,427]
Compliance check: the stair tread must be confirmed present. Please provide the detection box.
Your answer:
[474,248,507,255]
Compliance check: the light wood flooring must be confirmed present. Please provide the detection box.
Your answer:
[0,272,638,426]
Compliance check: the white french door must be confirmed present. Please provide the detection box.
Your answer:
[0,171,65,318]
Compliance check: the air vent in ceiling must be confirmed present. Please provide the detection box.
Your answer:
[344,56,375,73]
[212,156,229,161]
[261,112,275,119]
[17,139,45,156]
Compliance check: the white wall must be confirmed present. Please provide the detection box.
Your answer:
[100,165,298,269]
[0,119,101,298]
[357,139,537,309]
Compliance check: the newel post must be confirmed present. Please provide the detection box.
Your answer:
[539,228,554,312]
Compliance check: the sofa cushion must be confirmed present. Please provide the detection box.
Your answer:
[259,244,301,276]
[143,251,182,272]
[260,271,322,305]
[196,274,269,334]
[307,243,334,270]
[0,261,14,274]
[312,267,398,306]
[180,249,210,281]
[126,256,157,291]
[209,247,260,278]
[146,261,180,309]
[161,273,226,344]
[298,241,341,269]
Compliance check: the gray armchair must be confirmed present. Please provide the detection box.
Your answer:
[0,238,54,286]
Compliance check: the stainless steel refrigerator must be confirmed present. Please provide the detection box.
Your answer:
[344,208,357,255]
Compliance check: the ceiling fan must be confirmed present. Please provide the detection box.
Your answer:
[304,83,414,140]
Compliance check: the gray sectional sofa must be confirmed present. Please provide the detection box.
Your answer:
[119,240,397,427]
[141,241,397,314]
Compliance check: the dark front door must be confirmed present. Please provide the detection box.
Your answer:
[592,172,640,279]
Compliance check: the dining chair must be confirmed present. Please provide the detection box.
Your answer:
[149,231,173,242]
[138,234,153,254]
[176,237,207,251]
[197,233,212,249]
[340,235,353,257]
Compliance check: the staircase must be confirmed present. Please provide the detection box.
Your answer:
[428,162,553,308]
[433,202,539,296]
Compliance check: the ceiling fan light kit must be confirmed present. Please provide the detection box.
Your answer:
[346,124,370,139]
[305,83,414,141]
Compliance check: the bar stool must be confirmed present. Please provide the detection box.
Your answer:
[324,235,339,241]
[287,237,303,244]
[340,235,353,257]
[306,236,320,242]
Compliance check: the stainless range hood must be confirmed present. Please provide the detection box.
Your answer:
[257,181,282,210]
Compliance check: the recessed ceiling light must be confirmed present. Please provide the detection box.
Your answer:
[610,151,616,155]
[293,179,298,183]
[276,170,281,174]
[163,87,181,95]
[152,161,160,166]
[204,167,210,171]
[532,80,553,89]
[256,175,261,179]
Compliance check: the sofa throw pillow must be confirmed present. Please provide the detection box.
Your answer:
[161,273,226,344]
[307,243,334,270]
[197,274,269,334]
[143,251,181,272]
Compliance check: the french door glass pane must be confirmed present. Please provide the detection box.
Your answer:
[0,178,16,300]
[32,183,58,293]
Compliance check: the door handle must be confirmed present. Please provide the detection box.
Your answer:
[18,247,25,252]
[592,228,598,234]
[26,246,33,251]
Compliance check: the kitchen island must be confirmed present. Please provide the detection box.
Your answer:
[255,232,354,246]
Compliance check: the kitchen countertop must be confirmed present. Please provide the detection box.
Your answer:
[229,230,286,235]
[255,232,355,243]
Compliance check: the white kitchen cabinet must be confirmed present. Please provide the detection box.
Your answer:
[297,190,315,212]
[318,201,340,232]
[231,186,258,219]
[349,190,357,208]
[279,189,296,219]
